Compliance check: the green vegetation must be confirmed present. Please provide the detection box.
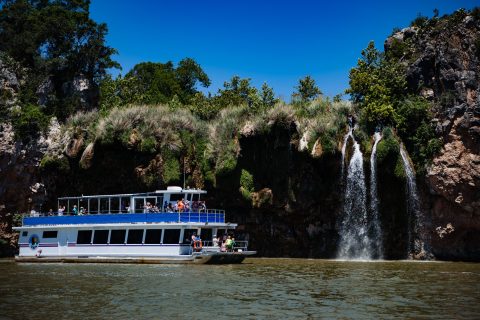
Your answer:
[239,169,254,201]
[40,155,70,172]
[10,104,50,142]
[292,76,322,103]
[0,0,119,121]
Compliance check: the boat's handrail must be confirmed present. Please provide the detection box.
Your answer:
[21,211,226,226]
[201,240,249,251]
[24,208,225,217]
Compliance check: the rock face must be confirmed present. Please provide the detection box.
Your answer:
[0,123,48,255]
[385,11,480,260]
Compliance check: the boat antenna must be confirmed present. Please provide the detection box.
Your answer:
[183,156,186,190]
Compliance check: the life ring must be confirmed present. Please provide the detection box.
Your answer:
[193,240,203,251]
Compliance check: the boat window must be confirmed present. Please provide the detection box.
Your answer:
[79,199,88,215]
[183,229,197,244]
[170,193,184,202]
[134,198,144,213]
[156,196,164,210]
[93,230,109,244]
[89,199,98,214]
[77,230,92,244]
[43,231,58,238]
[110,229,126,244]
[163,229,180,244]
[145,229,162,244]
[110,197,120,213]
[22,231,28,237]
[216,229,227,238]
[121,197,130,213]
[100,198,109,214]
[127,229,144,244]
[200,228,212,241]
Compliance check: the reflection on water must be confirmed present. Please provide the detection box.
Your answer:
[1,258,480,319]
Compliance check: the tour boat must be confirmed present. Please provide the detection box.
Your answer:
[14,186,256,264]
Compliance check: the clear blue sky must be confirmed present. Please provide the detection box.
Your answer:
[90,0,477,100]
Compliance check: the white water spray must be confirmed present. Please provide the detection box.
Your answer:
[369,132,383,259]
[338,136,372,260]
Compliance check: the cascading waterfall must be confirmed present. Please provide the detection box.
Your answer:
[399,144,429,258]
[337,135,372,260]
[340,129,353,180]
[369,132,383,259]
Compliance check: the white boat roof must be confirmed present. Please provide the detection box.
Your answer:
[58,187,207,200]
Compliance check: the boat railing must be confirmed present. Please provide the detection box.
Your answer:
[26,208,225,216]
[201,240,249,252]
[21,209,226,225]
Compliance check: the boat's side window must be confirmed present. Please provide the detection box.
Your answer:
[93,230,109,244]
[77,230,93,244]
[163,229,181,244]
[110,229,126,244]
[127,229,144,244]
[183,229,197,244]
[22,231,28,237]
[43,231,58,238]
[200,228,212,242]
[145,229,162,244]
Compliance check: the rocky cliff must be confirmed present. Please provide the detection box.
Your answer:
[385,9,480,260]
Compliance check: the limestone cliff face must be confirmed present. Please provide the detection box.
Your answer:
[386,11,480,260]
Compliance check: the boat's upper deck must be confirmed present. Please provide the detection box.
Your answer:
[20,211,226,227]
[22,187,227,227]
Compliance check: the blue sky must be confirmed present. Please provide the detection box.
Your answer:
[90,0,477,100]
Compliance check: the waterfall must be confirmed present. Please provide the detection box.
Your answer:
[337,136,372,260]
[369,132,383,259]
[340,129,353,180]
[399,144,430,258]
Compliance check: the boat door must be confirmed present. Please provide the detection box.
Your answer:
[58,230,68,256]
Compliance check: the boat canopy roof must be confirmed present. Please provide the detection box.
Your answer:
[58,187,207,200]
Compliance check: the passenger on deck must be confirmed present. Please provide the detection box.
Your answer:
[199,201,206,212]
[48,209,53,216]
[177,199,185,212]
[225,236,233,252]
[167,203,174,212]
[213,236,219,247]
[163,201,168,212]
[72,205,78,216]
[184,199,190,212]
[58,206,65,216]
[79,207,85,215]
[192,201,199,212]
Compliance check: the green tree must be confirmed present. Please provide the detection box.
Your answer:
[346,41,406,128]
[260,82,277,109]
[293,75,322,102]
[126,58,210,105]
[214,75,259,108]
[0,0,119,119]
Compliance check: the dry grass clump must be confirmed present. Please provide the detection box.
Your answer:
[295,98,352,153]
[95,104,205,153]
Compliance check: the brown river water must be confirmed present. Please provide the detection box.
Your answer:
[1,258,479,319]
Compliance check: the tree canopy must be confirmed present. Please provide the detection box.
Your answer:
[293,75,322,102]
[0,0,119,119]
[125,58,210,105]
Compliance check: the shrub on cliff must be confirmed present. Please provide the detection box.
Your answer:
[10,104,50,142]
